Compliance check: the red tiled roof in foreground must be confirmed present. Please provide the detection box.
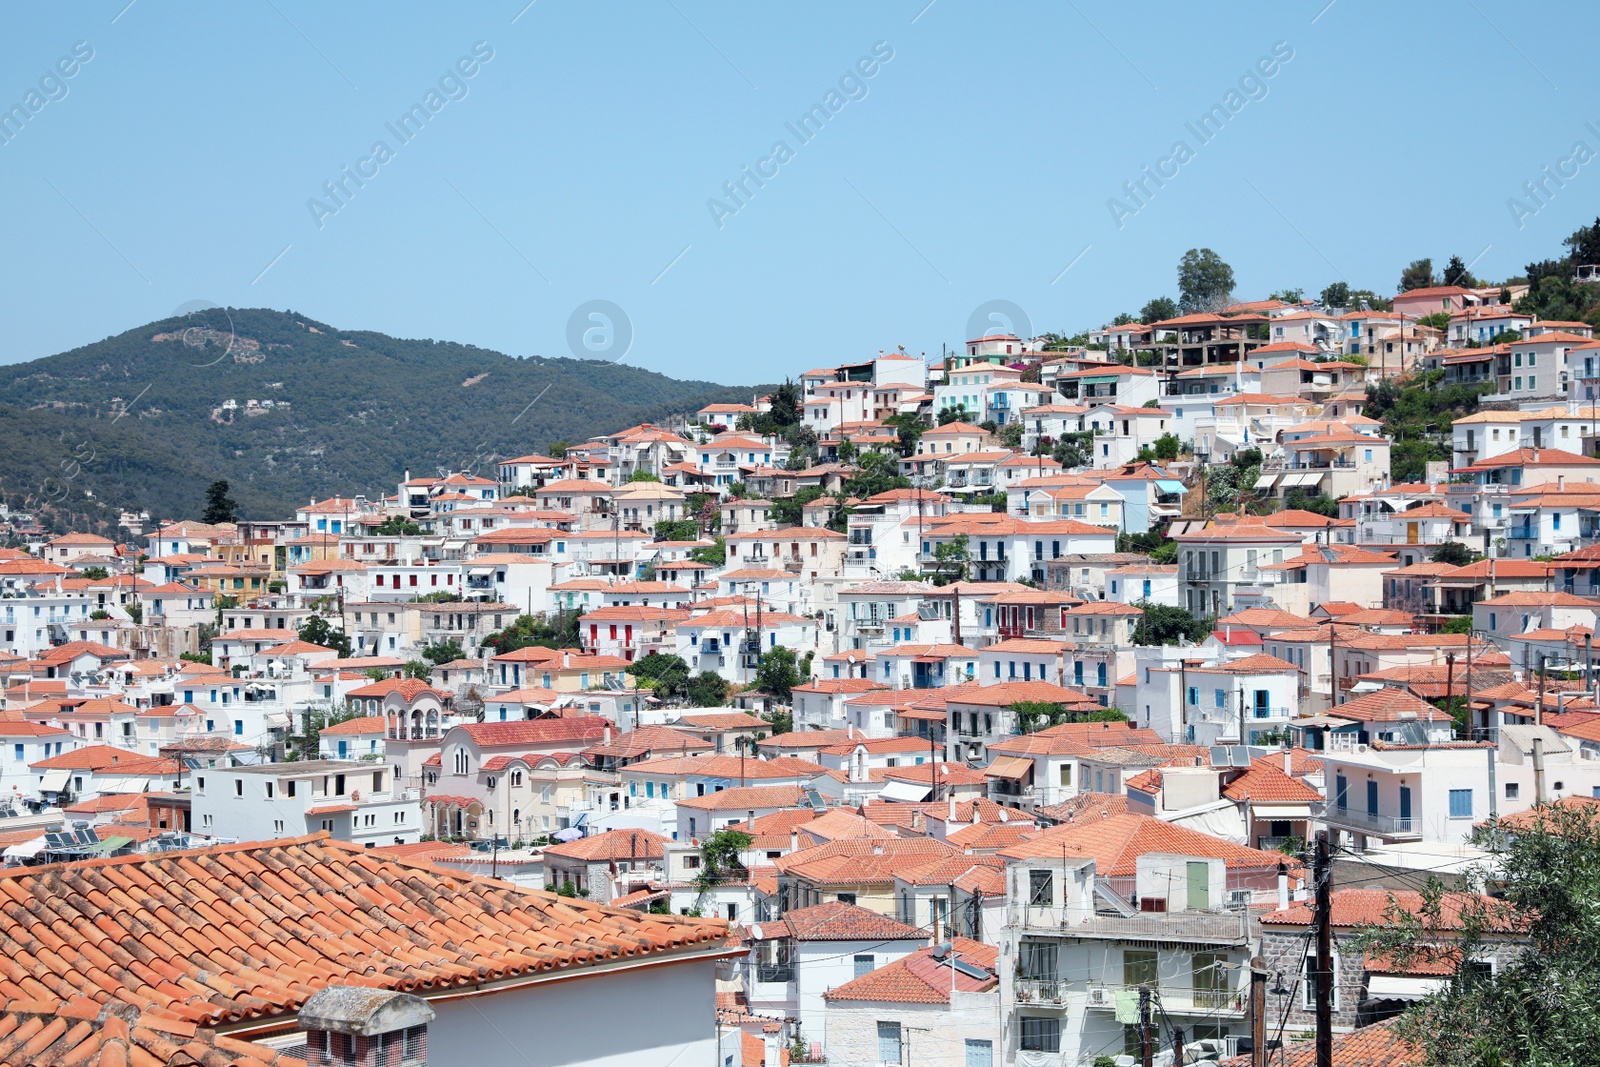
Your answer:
[0,833,731,1028]
[0,997,307,1067]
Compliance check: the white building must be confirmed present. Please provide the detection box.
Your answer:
[191,759,422,846]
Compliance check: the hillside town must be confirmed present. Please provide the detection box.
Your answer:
[4,281,1600,1067]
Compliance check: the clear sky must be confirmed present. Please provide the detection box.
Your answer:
[2,1,1596,383]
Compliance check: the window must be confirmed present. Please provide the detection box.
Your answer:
[876,1021,902,1064]
[1301,953,1339,1010]
[964,1040,993,1067]
[234,780,243,797]
[1449,788,1473,818]
[1123,949,1158,989]
[1505,782,1519,799]
[1018,939,1058,980]
[1028,869,1053,906]
[854,954,875,979]
[1019,1017,1060,1053]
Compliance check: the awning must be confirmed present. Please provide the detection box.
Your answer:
[468,566,495,576]
[1252,473,1280,490]
[983,755,1034,780]
[879,780,932,802]
[38,769,70,793]
[1281,471,1324,488]
[2,837,46,861]
[1248,803,1315,819]
[1366,975,1448,1000]
[1155,480,1187,494]
[95,777,152,794]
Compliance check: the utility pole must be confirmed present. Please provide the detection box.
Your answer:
[1250,956,1268,1067]
[1327,623,1339,708]
[1139,986,1155,1067]
[1536,652,1547,727]
[1443,652,1456,736]
[1313,832,1333,1067]
[1171,1026,1185,1067]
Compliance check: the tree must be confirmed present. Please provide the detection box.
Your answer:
[420,639,464,665]
[1269,288,1304,303]
[1177,248,1235,313]
[1356,804,1600,1067]
[630,652,691,700]
[931,534,969,585]
[836,437,860,464]
[694,829,752,892]
[997,422,1024,449]
[938,404,972,426]
[627,470,660,482]
[1415,312,1451,332]
[690,536,726,567]
[654,518,698,542]
[286,703,361,760]
[297,614,352,658]
[1431,541,1479,566]
[375,516,422,536]
[883,413,925,458]
[842,451,909,499]
[1140,296,1179,323]
[771,486,825,527]
[1111,312,1137,326]
[78,566,109,581]
[1441,254,1478,289]
[1131,603,1210,645]
[1151,433,1181,461]
[765,379,801,430]
[753,646,803,701]
[202,480,238,524]
[547,440,569,458]
[1320,281,1352,308]
[402,660,432,680]
[686,671,729,707]
[1399,257,1437,292]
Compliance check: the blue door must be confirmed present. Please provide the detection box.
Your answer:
[1399,786,1412,829]
[1366,780,1379,815]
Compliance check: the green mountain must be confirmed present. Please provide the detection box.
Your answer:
[0,308,756,534]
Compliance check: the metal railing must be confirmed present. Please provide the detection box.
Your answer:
[1325,805,1419,837]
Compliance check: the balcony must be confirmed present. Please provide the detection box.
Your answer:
[1323,804,1421,840]
[1020,911,1250,944]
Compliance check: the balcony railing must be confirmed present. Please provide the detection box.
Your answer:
[1324,805,1420,839]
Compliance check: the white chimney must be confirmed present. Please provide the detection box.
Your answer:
[1283,748,1293,776]
[603,725,612,745]
[1277,864,1290,912]
[948,794,957,822]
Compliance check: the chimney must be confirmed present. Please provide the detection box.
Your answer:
[948,794,957,822]
[1283,748,1293,776]
[846,723,853,740]
[1277,863,1289,912]
[603,725,612,745]
[300,987,435,1067]
[1559,474,1566,491]
[790,828,799,852]
[911,809,924,833]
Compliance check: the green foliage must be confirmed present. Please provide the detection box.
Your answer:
[772,486,825,527]
[1320,281,1351,308]
[203,480,238,524]
[1131,603,1210,646]
[421,639,464,664]
[179,650,212,665]
[1269,288,1304,303]
[1051,431,1094,469]
[1441,254,1478,289]
[761,706,792,735]
[90,609,110,620]
[1488,329,1522,345]
[627,470,661,482]
[753,646,803,701]
[1136,433,1181,463]
[0,308,758,523]
[686,671,729,707]
[631,652,691,700]
[1365,376,1489,483]
[483,612,578,655]
[1439,615,1472,634]
[842,451,909,499]
[836,437,859,464]
[410,590,460,603]
[690,536,726,567]
[126,602,142,624]
[996,422,1024,449]
[1431,541,1480,566]
[693,829,752,891]
[1399,257,1437,292]
[1357,805,1600,1067]
[883,413,925,458]
[287,703,361,760]
[1140,296,1178,323]
[1415,312,1452,332]
[402,660,432,679]
[1281,488,1340,517]
[547,441,569,458]
[938,404,972,426]
[79,566,109,581]
[654,518,698,542]
[375,515,423,536]
[1013,700,1128,733]
[931,534,969,585]
[1177,248,1235,313]
[298,614,353,658]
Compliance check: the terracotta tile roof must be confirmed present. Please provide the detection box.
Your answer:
[999,813,1290,875]
[457,718,609,748]
[1221,761,1323,803]
[1262,888,1509,932]
[624,754,823,780]
[0,997,308,1067]
[1033,792,1131,823]
[676,785,807,812]
[316,715,387,736]
[0,833,728,1027]
[775,837,960,885]
[344,678,444,701]
[582,725,713,760]
[29,745,179,775]
[675,712,769,730]
[824,937,997,1003]
[762,901,924,942]
[1325,688,1447,723]
[542,828,669,863]
[1220,1020,1417,1067]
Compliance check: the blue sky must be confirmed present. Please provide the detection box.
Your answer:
[1,1,1596,383]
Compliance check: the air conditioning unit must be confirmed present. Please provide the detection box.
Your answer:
[1087,987,1114,1007]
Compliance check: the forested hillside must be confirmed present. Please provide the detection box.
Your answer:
[0,308,756,533]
